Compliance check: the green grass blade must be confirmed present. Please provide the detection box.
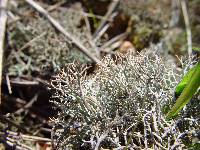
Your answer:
[175,65,196,96]
[166,62,200,120]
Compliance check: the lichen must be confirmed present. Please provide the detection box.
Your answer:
[6,3,95,76]
[51,50,199,149]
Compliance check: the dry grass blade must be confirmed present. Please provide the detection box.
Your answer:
[179,0,192,57]
[0,0,8,104]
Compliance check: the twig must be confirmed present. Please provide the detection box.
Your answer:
[15,94,38,114]
[5,137,33,150]
[1,130,51,142]
[40,127,52,133]
[8,0,64,25]
[93,0,120,38]
[93,12,118,43]
[83,13,99,56]
[4,76,49,87]
[35,77,51,87]
[47,0,66,12]
[101,32,128,49]
[0,0,8,104]
[6,74,12,94]
[18,32,46,51]
[3,95,26,104]
[9,79,39,86]
[3,95,51,122]
[93,23,110,43]
[102,40,123,53]
[82,11,113,21]
[25,0,101,64]
[179,0,192,57]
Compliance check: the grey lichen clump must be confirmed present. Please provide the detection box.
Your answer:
[6,4,94,76]
[51,50,198,150]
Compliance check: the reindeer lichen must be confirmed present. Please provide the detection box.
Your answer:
[51,50,199,150]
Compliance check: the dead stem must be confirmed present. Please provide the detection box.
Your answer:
[0,0,8,104]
